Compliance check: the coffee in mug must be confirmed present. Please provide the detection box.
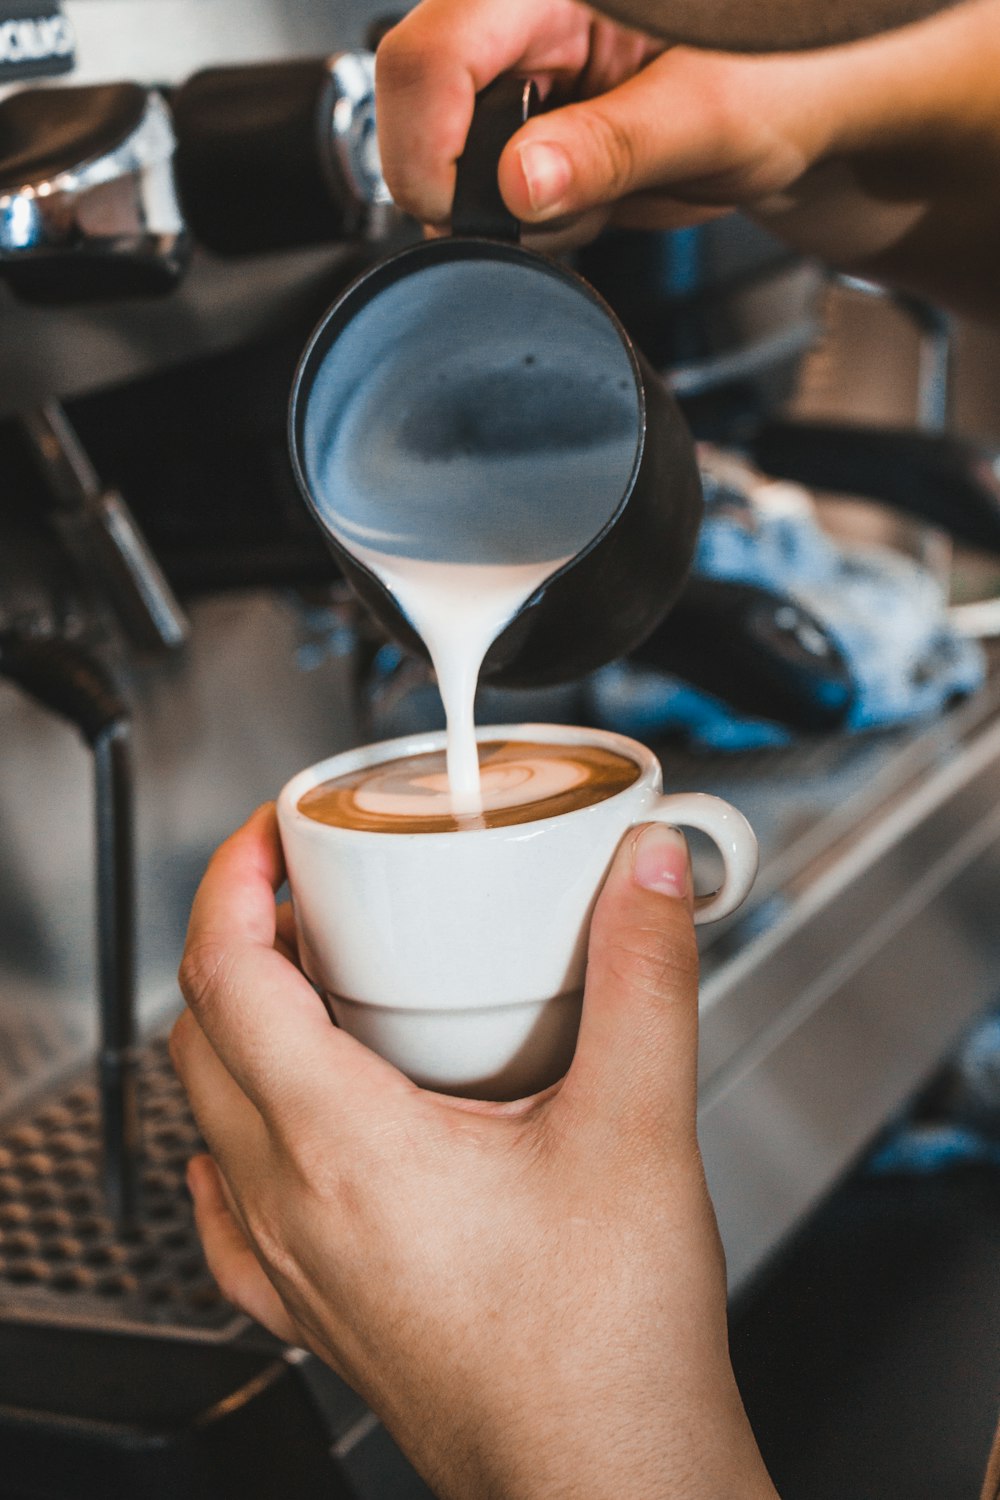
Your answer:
[278,723,758,1100]
[297,739,641,834]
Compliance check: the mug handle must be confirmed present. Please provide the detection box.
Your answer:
[638,793,759,926]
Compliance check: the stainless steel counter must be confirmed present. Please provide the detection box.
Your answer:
[682,664,1000,1287]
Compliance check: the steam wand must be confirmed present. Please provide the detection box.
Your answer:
[0,636,140,1225]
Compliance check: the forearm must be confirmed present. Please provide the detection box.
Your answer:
[749,0,1000,319]
[588,0,962,52]
[749,163,1000,323]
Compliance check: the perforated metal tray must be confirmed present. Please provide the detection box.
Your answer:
[0,1034,245,1341]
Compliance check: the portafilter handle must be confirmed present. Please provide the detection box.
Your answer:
[170,51,397,257]
[0,52,396,302]
[0,82,188,301]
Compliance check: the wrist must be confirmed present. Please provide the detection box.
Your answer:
[816,0,1000,186]
[425,1374,780,1500]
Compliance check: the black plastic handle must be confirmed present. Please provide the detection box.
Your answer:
[635,575,854,733]
[452,76,537,240]
[0,83,147,192]
[172,59,364,255]
[752,419,1000,556]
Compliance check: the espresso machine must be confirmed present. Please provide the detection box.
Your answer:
[5,4,1000,1497]
[0,4,446,1495]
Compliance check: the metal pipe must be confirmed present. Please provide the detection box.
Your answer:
[94,718,140,1226]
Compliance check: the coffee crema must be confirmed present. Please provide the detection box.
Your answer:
[297,740,641,834]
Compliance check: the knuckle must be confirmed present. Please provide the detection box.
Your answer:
[167,1009,193,1076]
[277,1111,416,1230]
[284,1133,366,1220]
[374,43,459,222]
[374,27,428,93]
[204,1251,245,1312]
[178,940,230,1016]
[582,105,639,200]
[375,27,447,128]
[601,923,699,1003]
[689,63,742,159]
[278,1129,332,1196]
[242,1208,300,1287]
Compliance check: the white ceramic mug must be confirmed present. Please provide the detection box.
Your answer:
[277,723,758,1100]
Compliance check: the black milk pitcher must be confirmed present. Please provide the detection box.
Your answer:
[289,78,702,688]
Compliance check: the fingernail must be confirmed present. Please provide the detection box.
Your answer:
[517,140,572,214]
[633,824,691,901]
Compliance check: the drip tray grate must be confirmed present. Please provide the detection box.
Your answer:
[0,1035,244,1340]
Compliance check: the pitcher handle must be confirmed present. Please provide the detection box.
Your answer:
[452,76,538,242]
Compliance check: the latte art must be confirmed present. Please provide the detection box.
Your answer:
[298,740,641,834]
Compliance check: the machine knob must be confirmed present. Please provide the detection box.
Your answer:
[0,82,188,300]
[171,51,395,257]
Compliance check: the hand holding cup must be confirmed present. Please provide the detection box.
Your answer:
[277,722,757,1100]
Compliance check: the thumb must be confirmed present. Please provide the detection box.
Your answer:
[563,823,700,1143]
[498,52,714,223]
[497,46,827,226]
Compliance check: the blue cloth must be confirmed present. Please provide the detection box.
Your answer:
[868,1123,1000,1176]
[587,661,794,751]
[588,465,985,749]
[868,1009,1000,1178]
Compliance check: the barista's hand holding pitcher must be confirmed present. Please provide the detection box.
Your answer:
[377,0,1000,321]
[172,805,777,1500]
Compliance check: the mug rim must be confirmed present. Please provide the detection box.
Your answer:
[277,722,659,843]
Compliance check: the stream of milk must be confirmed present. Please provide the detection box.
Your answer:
[348,542,569,815]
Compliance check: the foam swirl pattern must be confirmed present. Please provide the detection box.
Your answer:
[297,740,641,834]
